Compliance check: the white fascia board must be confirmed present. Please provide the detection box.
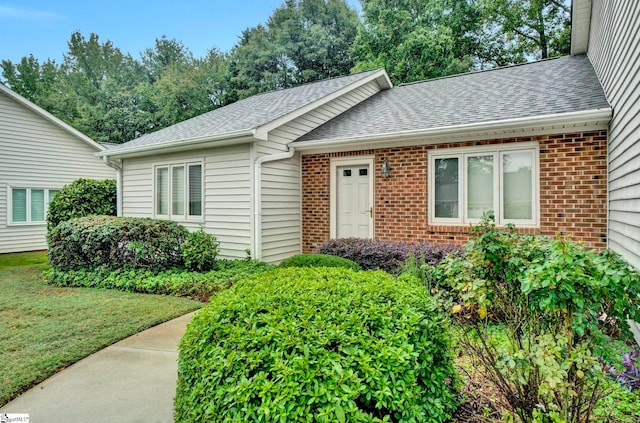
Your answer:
[252,69,393,141]
[570,0,592,56]
[0,83,104,151]
[97,129,255,159]
[293,108,613,154]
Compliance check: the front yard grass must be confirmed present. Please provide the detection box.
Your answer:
[0,258,201,406]
[0,251,49,268]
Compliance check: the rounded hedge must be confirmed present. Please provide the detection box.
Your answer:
[175,267,458,422]
[48,215,188,272]
[47,178,116,230]
[278,253,362,271]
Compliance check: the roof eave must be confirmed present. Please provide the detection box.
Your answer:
[252,69,393,141]
[0,83,105,151]
[97,129,255,158]
[292,108,613,154]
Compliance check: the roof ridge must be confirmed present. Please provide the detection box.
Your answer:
[397,55,571,87]
[247,68,385,99]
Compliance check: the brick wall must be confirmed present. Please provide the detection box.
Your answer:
[301,131,608,252]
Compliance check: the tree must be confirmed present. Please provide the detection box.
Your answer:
[352,0,482,84]
[141,36,194,83]
[1,55,61,104]
[478,0,571,66]
[228,0,360,100]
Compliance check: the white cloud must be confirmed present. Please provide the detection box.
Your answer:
[0,4,63,21]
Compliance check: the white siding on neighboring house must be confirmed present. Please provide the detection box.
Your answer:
[120,144,252,260]
[587,0,640,269]
[255,80,383,262]
[0,90,114,254]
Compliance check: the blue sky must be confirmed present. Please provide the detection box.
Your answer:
[0,0,361,64]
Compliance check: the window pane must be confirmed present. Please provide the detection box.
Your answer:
[156,167,169,215]
[31,189,45,221]
[503,152,533,219]
[48,190,59,203]
[434,158,459,218]
[467,156,494,219]
[188,164,202,216]
[12,189,27,222]
[172,166,185,215]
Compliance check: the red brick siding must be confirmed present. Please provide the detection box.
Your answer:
[301,131,608,252]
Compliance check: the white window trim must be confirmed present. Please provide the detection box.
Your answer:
[153,161,204,222]
[8,187,59,226]
[428,142,540,227]
[329,156,375,239]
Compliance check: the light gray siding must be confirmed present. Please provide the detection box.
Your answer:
[120,144,252,260]
[256,80,383,262]
[0,91,114,254]
[588,0,640,269]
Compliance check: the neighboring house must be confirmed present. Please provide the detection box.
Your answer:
[101,56,612,262]
[0,83,116,253]
[571,0,640,271]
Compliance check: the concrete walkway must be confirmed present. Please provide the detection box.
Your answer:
[1,311,197,423]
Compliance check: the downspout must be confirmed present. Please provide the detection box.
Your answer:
[103,156,123,216]
[253,147,296,261]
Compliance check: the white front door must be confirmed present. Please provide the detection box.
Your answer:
[336,164,372,238]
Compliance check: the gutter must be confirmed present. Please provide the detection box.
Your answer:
[97,129,255,159]
[292,108,613,153]
[252,147,296,260]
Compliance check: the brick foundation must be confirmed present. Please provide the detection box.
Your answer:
[301,131,608,252]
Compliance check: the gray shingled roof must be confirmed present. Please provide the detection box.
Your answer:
[109,69,382,151]
[296,55,609,143]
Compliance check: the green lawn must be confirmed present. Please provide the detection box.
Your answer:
[0,251,49,268]
[0,253,201,406]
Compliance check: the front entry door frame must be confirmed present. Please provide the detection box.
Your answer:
[330,156,375,239]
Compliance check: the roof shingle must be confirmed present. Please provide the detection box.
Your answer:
[296,55,609,143]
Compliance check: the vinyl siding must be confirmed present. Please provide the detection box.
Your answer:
[255,80,383,262]
[120,144,252,260]
[588,0,640,269]
[0,91,114,254]
[260,154,301,263]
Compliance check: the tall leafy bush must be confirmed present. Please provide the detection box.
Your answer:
[181,228,220,272]
[48,215,188,272]
[437,215,640,423]
[46,178,116,230]
[176,267,458,422]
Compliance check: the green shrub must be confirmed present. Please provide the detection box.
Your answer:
[175,267,458,422]
[437,214,640,423]
[45,259,274,301]
[47,215,188,272]
[278,253,361,271]
[181,228,220,272]
[46,178,116,230]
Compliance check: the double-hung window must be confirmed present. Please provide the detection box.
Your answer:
[155,162,203,220]
[429,143,538,226]
[10,187,59,224]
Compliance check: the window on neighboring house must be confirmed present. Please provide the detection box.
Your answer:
[10,187,59,224]
[155,162,202,219]
[429,144,538,226]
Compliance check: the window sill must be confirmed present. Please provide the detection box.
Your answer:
[7,222,46,227]
[426,223,540,233]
